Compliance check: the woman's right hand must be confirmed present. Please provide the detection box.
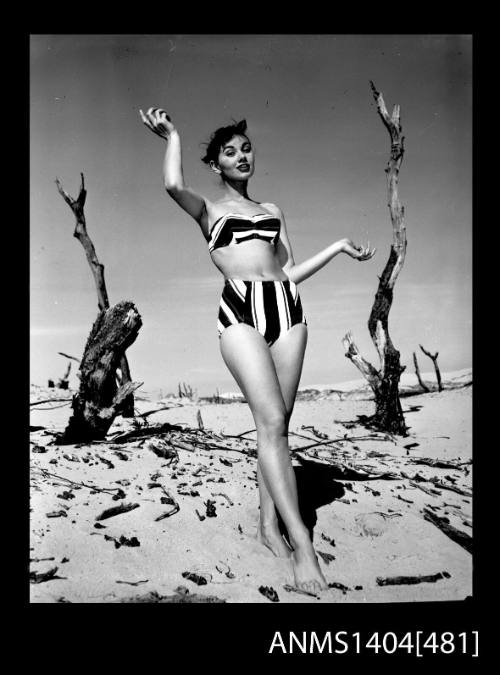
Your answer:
[139,107,176,140]
[340,238,376,261]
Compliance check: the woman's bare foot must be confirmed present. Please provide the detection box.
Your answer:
[256,518,293,558]
[290,536,328,593]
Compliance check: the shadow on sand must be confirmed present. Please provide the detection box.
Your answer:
[276,457,346,543]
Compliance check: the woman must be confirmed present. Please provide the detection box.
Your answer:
[140,108,375,594]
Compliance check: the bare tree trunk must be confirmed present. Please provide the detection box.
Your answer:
[55,173,135,416]
[342,82,408,435]
[419,344,443,392]
[413,352,430,392]
[58,301,143,444]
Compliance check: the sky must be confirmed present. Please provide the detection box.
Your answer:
[30,34,472,396]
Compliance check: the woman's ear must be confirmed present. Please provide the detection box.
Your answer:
[209,160,221,175]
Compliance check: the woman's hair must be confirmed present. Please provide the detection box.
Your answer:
[201,119,249,165]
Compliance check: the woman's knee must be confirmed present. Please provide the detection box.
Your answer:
[256,408,289,440]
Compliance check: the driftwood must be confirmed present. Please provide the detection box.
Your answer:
[422,508,472,553]
[57,301,143,443]
[328,582,351,594]
[409,480,441,496]
[104,534,140,549]
[33,466,125,497]
[413,352,430,392]
[95,502,140,521]
[117,587,226,603]
[30,567,66,584]
[283,584,319,598]
[317,551,336,565]
[259,586,280,602]
[376,571,450,586]
[419,344,443,391]
[55,173,135,417]
[109,422,185,444]
[343,82,408,435]
[428,478,472,497]
[410,457,472,470]
[30,398,71,407]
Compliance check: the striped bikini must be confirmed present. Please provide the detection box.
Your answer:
[208,212,282,253]
[208,212,307,347]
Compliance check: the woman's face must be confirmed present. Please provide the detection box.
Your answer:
[215,134,255,180]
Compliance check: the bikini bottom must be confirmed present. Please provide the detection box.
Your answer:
[218,278,307,347]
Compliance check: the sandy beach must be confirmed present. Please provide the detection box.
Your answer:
[29,369,472,604]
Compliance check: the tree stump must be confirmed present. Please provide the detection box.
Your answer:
[58,301,143,444]
[55,173,135,416]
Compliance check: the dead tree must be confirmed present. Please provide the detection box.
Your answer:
[57,361,72,390]
[178,381,194,399]
[419,344,443,391]
[48,359,72,389]
[342,82,408,435]
[55,173,135,416]
[413,352,430,392]
[58,301,143,443]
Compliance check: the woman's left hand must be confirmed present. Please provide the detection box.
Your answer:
[340,238,376,261]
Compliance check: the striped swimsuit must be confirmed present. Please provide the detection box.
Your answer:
[208,212,307,347]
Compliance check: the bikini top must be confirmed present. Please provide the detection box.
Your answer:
[207,212,281,254]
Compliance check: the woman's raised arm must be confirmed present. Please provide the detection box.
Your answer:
[140,107,209,226]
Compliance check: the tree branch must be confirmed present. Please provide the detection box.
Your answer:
[369,80,407,283]
[419,344,443,391]
[342,332,381,389]
[55,174,109,311]
[58,352,81,363]
[413,352,430,392]
[98,381,144,420]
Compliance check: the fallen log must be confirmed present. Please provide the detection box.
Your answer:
[377,571,450,586]
[422,507,472,554]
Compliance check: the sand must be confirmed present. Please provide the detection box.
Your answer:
[29,370,472,603]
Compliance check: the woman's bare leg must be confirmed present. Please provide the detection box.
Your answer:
[220,323,327,593]
[268,323,327,591]
[256,324,308,556]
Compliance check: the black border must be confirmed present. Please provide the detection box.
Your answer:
[23,25,485,665]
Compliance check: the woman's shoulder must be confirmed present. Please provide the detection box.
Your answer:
[260,202,284,217]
